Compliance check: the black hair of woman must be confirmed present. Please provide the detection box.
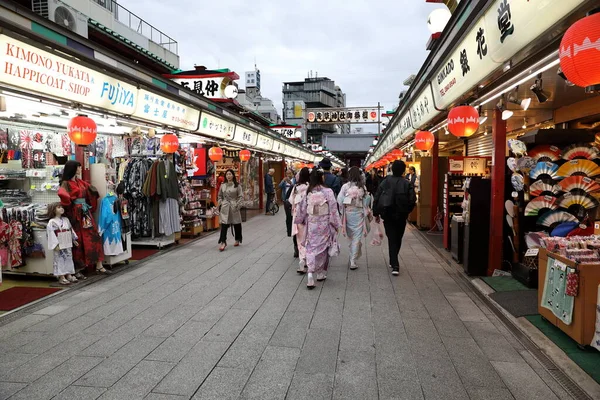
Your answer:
[225,169,238,188]
[297,167,310,185]
[47,202,63,219]
[308,168,324,193]
[60,160,81,187]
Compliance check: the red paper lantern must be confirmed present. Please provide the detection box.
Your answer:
[208,146,223,162]
[160,134,179,153]
[239,149,251,162]
[559,11,600,89]
[447,106,479,137]
[415,130,435,151]
[67,115,97,146]
[391,149,404,159]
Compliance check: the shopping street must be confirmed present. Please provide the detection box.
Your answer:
[1,212,597,400]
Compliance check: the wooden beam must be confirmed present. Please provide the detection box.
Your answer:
[554,96,600,125]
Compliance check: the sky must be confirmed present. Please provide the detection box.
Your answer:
[122,0,436,126]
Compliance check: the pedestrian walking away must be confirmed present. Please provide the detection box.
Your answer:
[290,167,310,274]
[264,168,275,215]
[217,169,244,251]
[294,168,341,289]
[319,157,342,197]
[279,168,297,256]
[338,167,373,270]
[373,160,416,275]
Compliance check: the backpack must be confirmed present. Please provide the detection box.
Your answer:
[376,177,416,216]
[324,173,341,196]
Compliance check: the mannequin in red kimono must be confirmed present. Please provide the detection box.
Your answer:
[57,160,108,276]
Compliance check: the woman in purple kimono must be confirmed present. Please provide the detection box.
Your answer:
[294,168,341,289]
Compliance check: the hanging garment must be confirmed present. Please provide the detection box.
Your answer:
[8,219,23,268]
[46,217,77,276]
[58,179,104,269]
[0,219,10,268]
[159,198,181,236]
[98,194,124,256]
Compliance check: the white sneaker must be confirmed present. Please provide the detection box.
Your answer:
[316,272,327,281]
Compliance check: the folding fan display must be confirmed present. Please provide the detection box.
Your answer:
[524,196,558,216]
[537,210,579,228]
[530,162,559,180]
[557,192,600,210]
[529,180,559,197]
[528,145,561,162]
[556,176,600,194]
[561,143,599,161]
[556,159,600,178]
[516,156,536,174]
[507,157,517,172]
[525,232,549,249]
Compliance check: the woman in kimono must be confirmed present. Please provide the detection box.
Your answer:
[337,167,372,270]
[217,169,244,251]
[57,160,106,277]
[290,167,310,274]
[294,168,341,289]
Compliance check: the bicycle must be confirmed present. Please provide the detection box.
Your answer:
[269,192,280,215]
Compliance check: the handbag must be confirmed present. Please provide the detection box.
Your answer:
[328,234,340,257]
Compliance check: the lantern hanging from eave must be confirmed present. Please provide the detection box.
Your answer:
[160,134,179,153]
[239,149,251,162]
[68,115,97,147]
[208,146,223,162]
[559,10,600,91]
[415,130,435,151]
[391,149,404,159]
[448,106,479,137]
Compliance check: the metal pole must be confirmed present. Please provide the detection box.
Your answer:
[377,102,381,137]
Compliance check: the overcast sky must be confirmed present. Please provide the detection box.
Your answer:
[123,0,436,123]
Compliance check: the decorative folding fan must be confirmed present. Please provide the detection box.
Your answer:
[525,232,549,249]
[528,145,561,162]
[537,210,579,228]
[524,196,558,216]
[530,162,559,180]
[529,180,559,197]
[556,176,600,194]
[561,143,599,161]
[557,192,600,210]
[556,159,600,178]
[516,156,536,174]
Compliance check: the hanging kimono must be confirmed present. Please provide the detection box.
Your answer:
[8,219,23,268]
[294,186,341,275]
[46,217,77,276]
[58,179,104,270]
[98,194,124,256]
[337,182,373,267]
[290,183,309,267]
[0,219,10,268]
[157,159,181,236]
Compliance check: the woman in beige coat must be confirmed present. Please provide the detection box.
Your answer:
[218,169,244,251]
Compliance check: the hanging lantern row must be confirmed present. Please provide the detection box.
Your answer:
[448,105,479,138]
[559,10,600,91]
[160,134,179,153]
[415,130,435,151]
[68,115,97,147]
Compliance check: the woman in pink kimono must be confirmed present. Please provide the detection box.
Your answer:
[290,167,310,274]
[294,168,341,289]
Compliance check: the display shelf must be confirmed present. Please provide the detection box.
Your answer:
[131,234,175,249]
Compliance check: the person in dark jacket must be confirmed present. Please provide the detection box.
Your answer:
[319,157,341,197]
[373,160,416,276]
[264,168,275,215]
[405,166,417,186]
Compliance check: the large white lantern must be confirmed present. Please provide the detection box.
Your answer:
[427,8,452,34]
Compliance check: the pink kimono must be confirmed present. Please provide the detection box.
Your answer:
[290,183,309,267]
[294,186,341,275]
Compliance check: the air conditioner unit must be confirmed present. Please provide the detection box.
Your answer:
[33,0,88,38]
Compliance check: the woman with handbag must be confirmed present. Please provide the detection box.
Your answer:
[294,168,341,289]
[217,169,244,251]
[337,167,372,270]
[290,167,310,273]
[57,160,107,277]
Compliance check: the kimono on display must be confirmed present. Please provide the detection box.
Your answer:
[123,158,153,238]
[97,193,124,256]
[46,216,77,276]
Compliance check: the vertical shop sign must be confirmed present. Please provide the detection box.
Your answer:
[134,89,200,130]
[232,125,258,147]
[196,112,235,140]
[409,84,438,129]
[256,134,274,151]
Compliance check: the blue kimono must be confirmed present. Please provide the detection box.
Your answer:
[98,194,124,256]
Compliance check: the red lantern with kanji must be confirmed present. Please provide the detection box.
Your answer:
[208,146,223,162]
[448,106,479,137]
[160,134,179,153]
[67,115,97,146]
[559,11,600,89]
[391,149,404,159]
[239,149,251,162]
[415,130,435,151]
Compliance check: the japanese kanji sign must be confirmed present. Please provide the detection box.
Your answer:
[173,77,233,100]
[133,89,200,131]
[196,112,235,140]
[306,107,380,124]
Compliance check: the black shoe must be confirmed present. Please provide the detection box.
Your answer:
[293,250,299,258]
[392,267,399,276]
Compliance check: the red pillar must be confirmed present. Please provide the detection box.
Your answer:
[430,137,439,228]
[258,156,264,210]
[488,108,507,275]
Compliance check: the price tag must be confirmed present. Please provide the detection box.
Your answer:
[525,248,539,257]
[30,184,36,190]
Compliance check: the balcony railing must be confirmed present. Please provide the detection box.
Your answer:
[93,0,178,54]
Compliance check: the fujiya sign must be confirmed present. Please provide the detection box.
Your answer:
[134,89,200,131]
[232,125,258,147]
[196,112,235,140]
[0,35,137,114]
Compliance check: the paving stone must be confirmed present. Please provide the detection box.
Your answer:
[445,294,489,323]
[191,367,252,400]
[333,349,378,400]
[240,346,300,399]
[9,356,102,400]
[465,387,516,400]
[32,304,72,316]
[415,355,470,400]
[0,382,26,400]
[82,317,155,357]
[144,394,187,400]
[517,350,574,400]
[54,386,107,400]
[403,318,448,360]
[0,353,69,383]
[269,311,312,349]
[464,322,525,363]
[0,314,49,340]
[492,361,560,400]
[97,360,175,400]
[286,372,334,400]
[295,328,340,375]
[202,308,255,343]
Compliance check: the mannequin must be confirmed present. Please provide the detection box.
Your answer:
[57,160,108,276]
[46,202,78,285]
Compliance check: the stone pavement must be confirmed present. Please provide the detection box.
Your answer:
[0,213,577,400]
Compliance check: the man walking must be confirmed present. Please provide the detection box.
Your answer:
[264,168,275,215]
[319,157,341,197]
